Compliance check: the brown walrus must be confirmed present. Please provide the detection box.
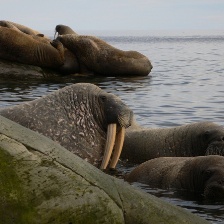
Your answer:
[0,20,50,44]
[122,121,224,163]
[0,25,64,69]
[0,20,45,36]
[125,155,224,200]
[0,22,79,74]
[56,33,153,76]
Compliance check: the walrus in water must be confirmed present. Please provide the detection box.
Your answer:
[56,33,153,76]
[122,121,224,163]
[125,155,224,200]
[0,83,133,169]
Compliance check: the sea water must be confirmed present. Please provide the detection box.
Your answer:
[0,30,224,223]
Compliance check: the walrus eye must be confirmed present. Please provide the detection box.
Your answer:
[203,170,213,181]
[100,95,107,102]
[203,131,210,140]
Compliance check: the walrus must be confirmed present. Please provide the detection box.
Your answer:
[0,83,133,169]
[0,23,79,74]
[56,34,153,76]
[125,155,224,200]
[122,121,224,163]
[0,26,64,69]
[0,20,43,35]
[0,20,51,44]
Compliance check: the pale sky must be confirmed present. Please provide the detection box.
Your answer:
[1,0,224,33]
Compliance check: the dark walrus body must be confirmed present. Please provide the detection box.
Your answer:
[122,121,224,163]
[125,155,224,200]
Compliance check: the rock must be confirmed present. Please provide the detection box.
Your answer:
[0,115,208,224]
[0,59,62,79]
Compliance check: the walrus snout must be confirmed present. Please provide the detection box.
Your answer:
[205,141,224,156]
[118,110,133,129]
[100,104,133,170]
[204,183,224,200]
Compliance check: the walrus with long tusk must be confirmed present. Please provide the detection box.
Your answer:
[0,83,133,169]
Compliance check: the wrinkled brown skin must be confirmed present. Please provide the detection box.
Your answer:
[0,83,133,167]
[57,34,153,76]
[122,121,224,163]
[0,20,51,44]
[0,26,64,69]
[125,155,224,200]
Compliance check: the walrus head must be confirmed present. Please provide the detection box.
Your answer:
[54,24,78,39]
[200,126,224,156]
[195,156,224,200]
[72,84,133,169]
[95,91,133,169]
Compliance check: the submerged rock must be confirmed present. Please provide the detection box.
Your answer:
[0,115,208,224]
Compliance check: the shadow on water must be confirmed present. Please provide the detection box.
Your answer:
[131,183,224,224]
[0,75,153,107]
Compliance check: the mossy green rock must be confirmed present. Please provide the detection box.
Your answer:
[0,115,209,224]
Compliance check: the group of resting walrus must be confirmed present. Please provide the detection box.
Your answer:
[0,20,152,76]
[1,20,224,201]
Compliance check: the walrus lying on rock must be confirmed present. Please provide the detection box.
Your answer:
[0,20,43,36]
[125,155,224,201]
[122,121,224,163]
[0,83,133,169]
[56,31,152,76]
[0,21,79,75]
[0,25,64,69]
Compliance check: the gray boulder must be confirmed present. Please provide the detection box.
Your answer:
[0,115,208,224]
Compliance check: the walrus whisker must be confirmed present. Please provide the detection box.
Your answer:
[109,127,125,168]
[100,123,116,170]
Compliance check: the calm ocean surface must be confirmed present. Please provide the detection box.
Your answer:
[0,30,224,223]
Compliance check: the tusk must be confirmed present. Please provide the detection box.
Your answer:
[54,31,58,39]
[109,127,125,169]
[100,124,117,170]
